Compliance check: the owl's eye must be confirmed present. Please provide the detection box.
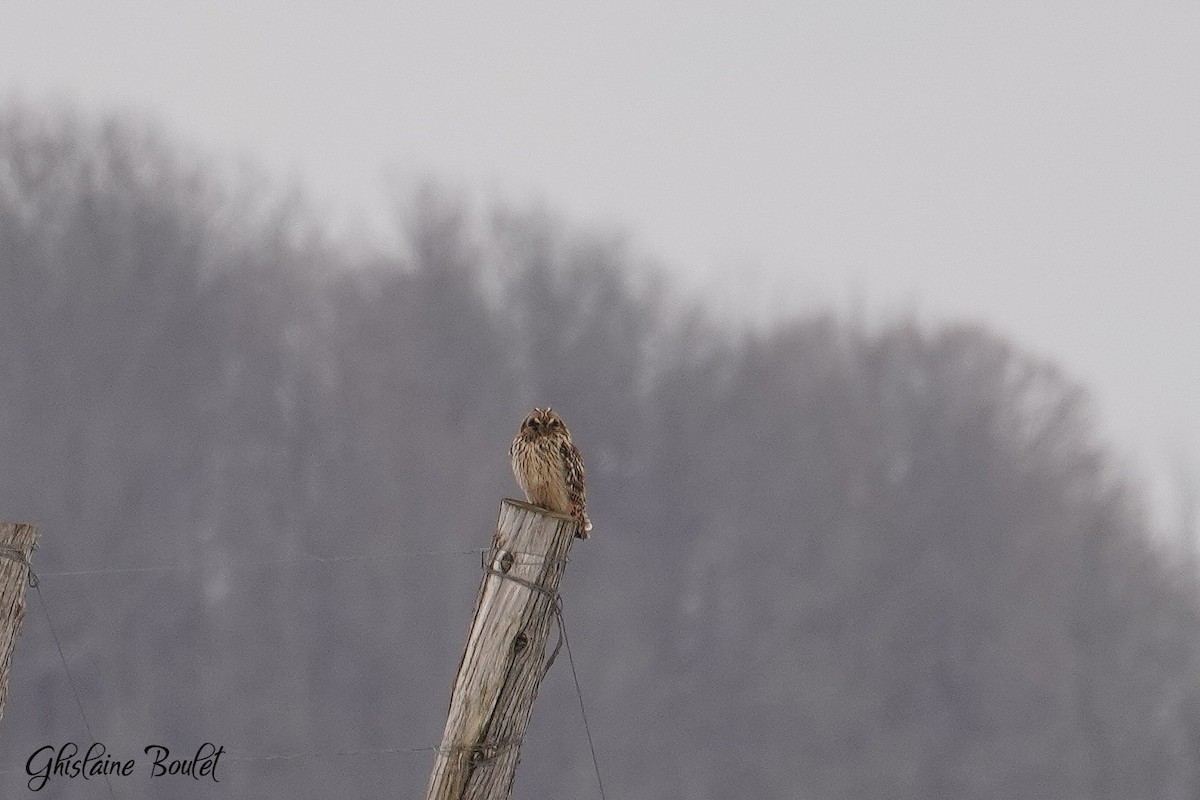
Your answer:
[548,419,560,428]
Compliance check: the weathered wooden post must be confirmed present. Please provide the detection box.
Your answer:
[425,499,579,800]
[0,522,39,728]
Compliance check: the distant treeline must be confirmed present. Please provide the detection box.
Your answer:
[1,103,1197,799]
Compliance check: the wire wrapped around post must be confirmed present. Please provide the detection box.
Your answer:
[424,499,579,800]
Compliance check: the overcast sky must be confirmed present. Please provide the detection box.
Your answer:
[3,1,1197,530]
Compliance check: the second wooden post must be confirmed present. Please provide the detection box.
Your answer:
[0,522,39,729]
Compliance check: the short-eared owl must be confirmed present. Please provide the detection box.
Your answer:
[510,407,592,539]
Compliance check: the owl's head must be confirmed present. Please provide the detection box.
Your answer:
[519,407,566,438]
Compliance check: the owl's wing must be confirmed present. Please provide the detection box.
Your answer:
[558,438,587,510]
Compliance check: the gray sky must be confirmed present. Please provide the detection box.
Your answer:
[3,1,1197,530]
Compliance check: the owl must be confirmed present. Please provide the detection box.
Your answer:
[510,407,592,539]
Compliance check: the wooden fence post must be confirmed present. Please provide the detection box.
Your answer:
[0,522,39,728]
[425,499,580,800]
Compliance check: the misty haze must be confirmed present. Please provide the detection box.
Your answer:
[0,99,1198,799]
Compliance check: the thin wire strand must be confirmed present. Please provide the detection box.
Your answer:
[560,607,607,800]
[34,547,487,579]
[0,742,447,777]
[226,744,438,763]
[164,739,518,768]
[34,584,117,800]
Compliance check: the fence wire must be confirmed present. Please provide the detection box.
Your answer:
[0,539,606,799]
